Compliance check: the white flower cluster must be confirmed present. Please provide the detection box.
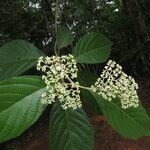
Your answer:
[37,54,82,110]
[91,60,139,109]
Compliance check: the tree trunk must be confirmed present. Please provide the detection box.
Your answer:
[122,0,149,45]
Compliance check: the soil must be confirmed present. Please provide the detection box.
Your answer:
[1,76,150,150]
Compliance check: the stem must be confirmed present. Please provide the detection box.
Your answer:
[54,42,58,56]
[79,85,91,91]
[54,0,59,35]
[66,76,74,84]
[66,76,91,91]
[54,0,59,56]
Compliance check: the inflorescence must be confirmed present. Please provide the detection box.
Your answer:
[37,55,139,110]
[37,54,82,110]
[91,60,139,109]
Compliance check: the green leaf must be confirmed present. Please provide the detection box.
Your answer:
[50,103,94,150]
[0,40,44,80]
[56,26,73,50]
[92,92,150,139]
[77,71,102,115]
[0,76,46,143]
[72,32,112,64]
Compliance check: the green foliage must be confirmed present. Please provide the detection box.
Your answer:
[0,26,149,150]
[56,26,73,50]
[0,40,44,80]
[0,76,46,143]
[0,28,149,147]
[0,0,150,73]
[50,103,94,150]
[92,92,150,139]
[0,0,150,146]
[77,71,102,115]
[72,33,112,64]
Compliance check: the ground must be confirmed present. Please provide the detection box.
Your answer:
[1,76,150,150]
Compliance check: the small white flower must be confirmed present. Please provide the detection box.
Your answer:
[37,54,82,110]
[91,60,139,109]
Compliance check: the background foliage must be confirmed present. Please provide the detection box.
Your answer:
[0,0,150,75]
[0,0,150,149]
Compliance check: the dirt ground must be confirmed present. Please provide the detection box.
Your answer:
[1,76,150,150]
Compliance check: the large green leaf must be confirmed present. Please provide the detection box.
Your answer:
[92,92,150,139]
[72,32,112,64]
[50,103,94,150]
[77,71,102,115]
[0,76,47,143]
[56,26,73,50]
[0,40,44,80]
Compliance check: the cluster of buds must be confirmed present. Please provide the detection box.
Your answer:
[91,60,139,109]
[37,54,82,110]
